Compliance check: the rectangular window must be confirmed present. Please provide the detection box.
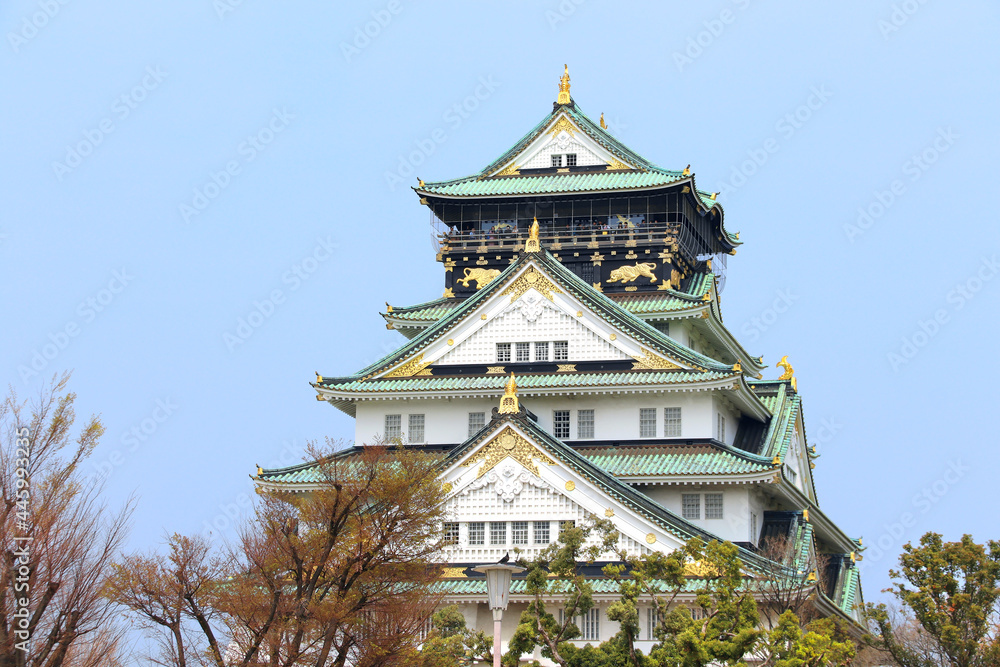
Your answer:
[581,263,594,283]
[664,407,682,437]
[553,410,570,439]
[750,512,758,544]
[516,342,531,363]
[468,522,485,545]
[385,414,401,442]
[554,341,569,361]
[580,608,600,641]
[716,413,726,442]
[682,493,701,520]
[566,153,577,167]
[577,409,594,439]
[705,493,724,519]
[512,521,528,545]
[534,341,550,362]
[534,521,550,544]
[653,321,670,336]
[496,342,511,362]
[551,154,562,168]
[468,412,485,437]
[647,607,659,641]
[640,408,657,438]
[408,414,425,444]
[490,521,507,545]
[443,522,459,544]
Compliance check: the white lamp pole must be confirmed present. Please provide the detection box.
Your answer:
[473,563,524,667]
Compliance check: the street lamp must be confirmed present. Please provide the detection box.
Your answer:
[473,562,524,667]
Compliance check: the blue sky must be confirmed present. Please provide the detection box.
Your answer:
[3,0,998,604]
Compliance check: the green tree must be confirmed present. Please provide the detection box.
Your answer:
[864,532,1000,667]
[418,605,493,667]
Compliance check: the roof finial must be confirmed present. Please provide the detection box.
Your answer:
[777,355,797,391]
[600,112,607,129]
[525,217,541,253]
[498,372,520,414]
[557,64,571,105]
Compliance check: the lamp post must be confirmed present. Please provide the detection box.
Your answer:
[473,562,524,667]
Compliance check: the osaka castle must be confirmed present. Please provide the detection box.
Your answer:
[255,67,864,655]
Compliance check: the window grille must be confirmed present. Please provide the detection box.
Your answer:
[554,341,569,360]
[516,342,531,362]
[750,512,758,544]
[468,522,485,545]
[580,608,600,641]
[408,414,425,443]
[716,413,726,442]
[385,414,401,442]
[443,522,459,544]
[646,607,659,640]
[664,407,682,437]
[496,343,511,362]
[551,154,562,168]
[533,521,550,544]
[468,412,485,437]
[682,493,701,520]
[653,321,670,336]
[490,521,507,545]
[705,493,724,519]
[534,341,550,361]
[577,409,594,439]
[640,408,657,438]
[581,263,594,283]
[553,410,570,439]
[566,153,577,167]
[512,521,528,545]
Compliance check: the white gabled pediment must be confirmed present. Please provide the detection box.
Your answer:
[379,261,699,376]
[489,113,635,176]
[439,423,686,559]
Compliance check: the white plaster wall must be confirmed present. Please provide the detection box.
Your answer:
[354,392,732,446]
[637,485,753,544]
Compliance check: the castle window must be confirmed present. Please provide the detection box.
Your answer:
[408,414,425,444]
[468,412,485,437]
[581,263,594,283]
[716,413,726,442]
[577,409,594,439]
[646,607,659,640]
[750,512,759,544]
[516,342,531,362]
[535,341,550,361]
[639,408,657,438]
[490,521,507,545]
[496,343,511,362]
[469,522,485,545]
[654,321,670,336]
[554,341,569,361]
[682,493,701,520]
[385,414,401,442]
[553,410,570,439]
[512,521,528,545]
[664,407,682,437]
[443,522,459,544]
[534,521,550,544]
[551,154,563,168]
[566,153,577,167]
[580,608,600,641]
[705,493,724,519]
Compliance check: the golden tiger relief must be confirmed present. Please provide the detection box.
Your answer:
[606,262,657,283]
[457,267,501,289]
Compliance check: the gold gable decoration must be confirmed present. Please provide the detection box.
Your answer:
[385,353,433,378]
[501,267,562,303]
[631,348,683,371]
[461,425,555,478]
[496,162,521,177]
[606,158,630,171]
[547,116,577,137]
[684,559,721,578]
[525,218,541,253]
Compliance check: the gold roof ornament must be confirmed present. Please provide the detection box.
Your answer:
[807,571,817,582]
[418,178,425,187]
[385,301,393,313]
[773,455,782,466]
[777,356,797,389]
[256,465,263,477]
[557,64,571,105]
[599,112,607,129]
[525,217,541,253]
[682,164,691,176]
[803,509,810,522]
[498,372,520,414]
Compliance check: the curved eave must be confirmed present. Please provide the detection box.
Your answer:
[772,475,860,555]
[615,468,779,486]
[693,306,767,375]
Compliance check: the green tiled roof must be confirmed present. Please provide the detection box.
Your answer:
[388,297,460,321]
[319,369,734,394]
[578,444,773,477]
[840,566,860,614]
